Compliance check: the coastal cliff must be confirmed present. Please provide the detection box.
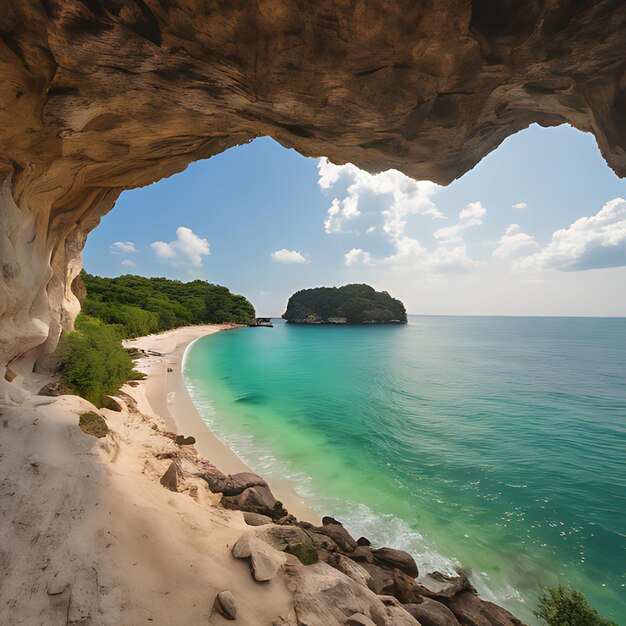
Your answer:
[283,285,408,325]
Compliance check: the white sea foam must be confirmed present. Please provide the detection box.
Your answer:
[185,369,527,612]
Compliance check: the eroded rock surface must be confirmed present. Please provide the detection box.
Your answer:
[1,1,626,371]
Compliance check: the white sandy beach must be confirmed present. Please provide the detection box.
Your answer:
[1,336,300,624]
[0,325,526,625]
[124,324,319,522]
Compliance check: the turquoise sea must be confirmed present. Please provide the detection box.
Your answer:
[183,316,626,623]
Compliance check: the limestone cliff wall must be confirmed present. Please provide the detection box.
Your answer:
[1,0,625,375]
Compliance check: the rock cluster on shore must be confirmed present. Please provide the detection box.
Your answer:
[168,439,526,625]
[0,370,529,624]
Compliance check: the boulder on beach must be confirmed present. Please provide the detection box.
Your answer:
[445,591,525,626]
[213,590,237,620]
[372,547,419,578]
[404,599,460,626]
[232,534,285,582]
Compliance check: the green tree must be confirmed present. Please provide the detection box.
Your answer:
[55,314,138,406]
[79,271,255,336]
[534,586,616,626]
[283,284,407,324]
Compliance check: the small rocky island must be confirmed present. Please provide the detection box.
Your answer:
[283,284,408,324]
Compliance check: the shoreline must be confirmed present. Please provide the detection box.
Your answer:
[123,324,320,523]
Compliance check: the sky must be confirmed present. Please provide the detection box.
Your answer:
[84,124,626,317]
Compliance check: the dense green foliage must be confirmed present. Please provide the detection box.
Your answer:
[55,272,255,406]
[81,271,256,336]
[534,586,616,626]
[55,314,139,406]
[283,284,407,324]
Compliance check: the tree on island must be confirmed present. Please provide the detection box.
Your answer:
[283,284,407,324]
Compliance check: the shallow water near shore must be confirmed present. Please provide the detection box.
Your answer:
[183,316,626,623]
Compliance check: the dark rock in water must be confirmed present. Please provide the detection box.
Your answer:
[285,543,319,565]
[243,512,272,526]
[356,536,371,546]
[234,393,265,405]
[404,599,460,626]
[159,461,181,492]
[322,515,342,526]
[444,592,526,626]
[213,590,237,620]
[372,547,419,578]
[174,435,196,446]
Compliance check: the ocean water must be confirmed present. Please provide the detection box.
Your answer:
[183,316,626,623]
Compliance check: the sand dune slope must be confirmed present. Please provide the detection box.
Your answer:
[0,394,296,625]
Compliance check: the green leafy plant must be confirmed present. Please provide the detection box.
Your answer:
[55,315,137,407]
[534,585,616,626]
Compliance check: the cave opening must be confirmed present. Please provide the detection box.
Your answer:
[81,124,626,322]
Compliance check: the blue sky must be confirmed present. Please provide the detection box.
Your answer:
[84,124,626,316]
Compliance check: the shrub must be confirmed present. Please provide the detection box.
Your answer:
[534,585,616,626]
[285,543,318,565]
[78,411,109,438]
[55,315,136,407]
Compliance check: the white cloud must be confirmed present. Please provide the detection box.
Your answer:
[318,158,442,235]
[434,202,487,243]
[121,259,137,267]
[151,226,210,267]
[493,224,538,259]
[429,245,482,271]
[319,158,483,273]
[518,197,626,271]
[111,241,138,255]
[513,202,528,210]
[271,248,308,264]
[345,248,372,266]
